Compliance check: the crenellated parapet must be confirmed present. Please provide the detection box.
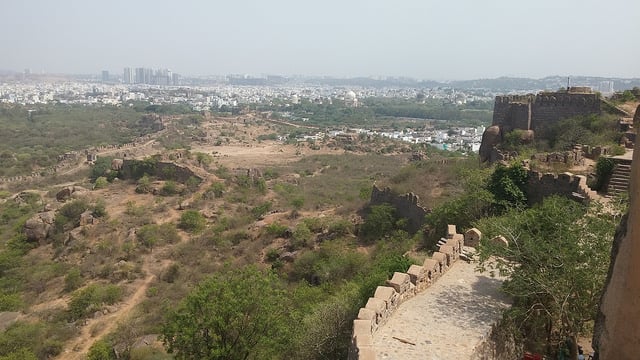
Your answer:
[481,88,602,164]
[348,225,472,360]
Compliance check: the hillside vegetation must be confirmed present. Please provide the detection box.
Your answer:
[0,105,162,177]
[0,96,633,360]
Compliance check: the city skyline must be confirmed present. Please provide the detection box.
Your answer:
[2,0,639,80]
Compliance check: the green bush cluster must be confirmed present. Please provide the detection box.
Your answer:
[67,284,123,321]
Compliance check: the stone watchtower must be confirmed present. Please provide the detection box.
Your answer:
[480,87,601,163]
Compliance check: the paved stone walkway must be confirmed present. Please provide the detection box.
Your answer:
[372,262,510,360]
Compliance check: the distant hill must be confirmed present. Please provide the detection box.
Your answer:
[298,75,640,92]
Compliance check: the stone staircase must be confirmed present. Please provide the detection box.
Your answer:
[607,161,632,198]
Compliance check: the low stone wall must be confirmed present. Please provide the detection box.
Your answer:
[526,170,598,205]
[348,225,466,360]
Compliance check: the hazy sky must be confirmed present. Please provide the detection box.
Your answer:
[2,0,638,79]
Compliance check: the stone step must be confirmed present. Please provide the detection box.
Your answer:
[610,175,630,181]
[611,178,630,183]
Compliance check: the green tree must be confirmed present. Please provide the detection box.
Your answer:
[487,163,528,212]
[360,204,397,241]
[475,197,617,357]
[161,266,290,360]
[90,157,114,182]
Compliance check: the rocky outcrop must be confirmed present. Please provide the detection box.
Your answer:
[111,158,124,171]
[55,186,89,202]
[24,211,56,243]
[479,125,502,163]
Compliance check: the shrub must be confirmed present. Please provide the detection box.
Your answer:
[68,284,123,321]
[135,175,153,194]
[93,199,107,218]
[265,249,280,262]
[0,294,23,312]
[137,223,180,249]
[87,339,115,360]
[160,181,179,196]
[593,157,615,191]
[360,204,397,241]
[265,222,289,237]
[64,268,83,292]
[251,202,272,219]
[93,177,109,190]
[291,223,313,250]
[178,210,206,233]
[162,264,180,283]
[55,199,89,231]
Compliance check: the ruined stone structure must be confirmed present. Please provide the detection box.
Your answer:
[592,104,640,359]
[349,225,466,360]
[526,171,598,205]
[480,88,601,163]
[370,171,598,232]
[530,148,585,166]
[118,160,202,184]
[369,185,428,233]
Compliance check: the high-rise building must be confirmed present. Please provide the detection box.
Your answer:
[135,68,145,84]
[123,67,134,84]
[143,68,153,84]
[101,70,109,82]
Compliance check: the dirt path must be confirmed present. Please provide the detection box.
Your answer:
[58,264,162,360]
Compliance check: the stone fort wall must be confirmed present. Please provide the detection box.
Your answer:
[492,89,601,135]
[369,185,428,233]
[348,225,469,360]
[370,170,598,231]
[526,170,599,205]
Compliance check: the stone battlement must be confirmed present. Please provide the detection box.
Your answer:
[348,225,474,360]
[526,170,599,205]
[492,89,601,135]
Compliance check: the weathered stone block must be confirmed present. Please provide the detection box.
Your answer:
[365,297,387,323]
[407,264,428,291]
[464,228,482,247]
[492,235,509,247]
[357,308,378,333]
[374,286,400,313]
[423,258,439,283]
[353,319,373,338]
[386,272,411,295]
[432,252,447,272]
[447,224,457,239]
[439,245,455,265]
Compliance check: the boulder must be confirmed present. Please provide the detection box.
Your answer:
[111,158,124,171]
[24,211,56,243]
[79,210,94,226]
[479,125,502,163]
[56,186,89,202]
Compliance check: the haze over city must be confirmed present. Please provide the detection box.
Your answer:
[2,0,639,80]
